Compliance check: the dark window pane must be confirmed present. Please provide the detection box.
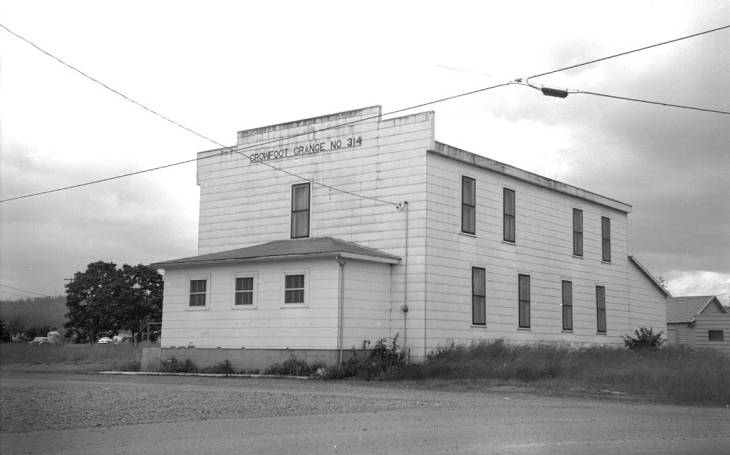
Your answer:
[596,286,606,332]
[190,280,206,293]
[285,274,304,289]
[518,274,530,328]
[462,206,475,234]
[461,177,476,234]
[235,292,252,306]
[472,267,486,325]
[292,211,309,238]
[292,184,310,210]
[472,268,486,296]
[573,209,583,256]
[562,281,573,330]
[504,216,515,242]
[462,177,475,205]
[519,301,530,328]
[189,293,206,307]
[473,296,486,325]
[709,330,724,341]
[236,277,253,291]
[503,189,515,216]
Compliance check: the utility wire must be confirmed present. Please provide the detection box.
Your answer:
[1,23,728,203]
[526,24,730,83]
[517,82,730,115]
[0,283,53,297]
[576,90,730,115]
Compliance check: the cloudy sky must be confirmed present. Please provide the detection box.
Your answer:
[0,1,728,303]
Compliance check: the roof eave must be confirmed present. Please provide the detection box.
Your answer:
[151,251,400,269]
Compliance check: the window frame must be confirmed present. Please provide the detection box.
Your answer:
[503,188,516,243]
[471,267,486,326]
[601,216,611,262]
[573,209,583,257]
[461,176,476,235]
[518,274,530,328]
[283,271,308,307]
[232,272,257,309]
[291,183,311,239]
[562,280,573,331]
[708,330,724,341]
[596,285,607,333]
[187,276,211,310]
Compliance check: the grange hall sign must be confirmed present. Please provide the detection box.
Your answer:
[248,135,362,163]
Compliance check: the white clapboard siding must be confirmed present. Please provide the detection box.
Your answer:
[423,150,632,352]
[693,314,730,353]
[627,259,668,333]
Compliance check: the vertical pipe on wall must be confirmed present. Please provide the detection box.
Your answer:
[402,201,409,351]
[336,255,346,364]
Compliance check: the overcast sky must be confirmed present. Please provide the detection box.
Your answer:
[0,1,728,304]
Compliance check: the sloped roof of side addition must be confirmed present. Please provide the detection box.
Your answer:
[150,237,401,269]
[667,295,727,324]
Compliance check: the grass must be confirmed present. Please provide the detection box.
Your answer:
[387,340,730,406]
[0,342,154,371]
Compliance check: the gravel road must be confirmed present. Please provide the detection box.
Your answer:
[1,371,728,454]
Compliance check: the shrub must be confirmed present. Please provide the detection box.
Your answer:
[324,335,406,380]
[264,358,322,376]
[199,359,236,374]
[159,357,198,373]
[621,327,665,350]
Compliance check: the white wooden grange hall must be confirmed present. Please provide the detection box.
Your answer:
[151,105,669,368]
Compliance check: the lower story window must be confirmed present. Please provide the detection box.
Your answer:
[596,286,607,333]
[472,267,486,325]
[189,279,207,307]
[518,274,530,328]
[708,330,724,341]
[235,277,254,305]
[285,274,305,304]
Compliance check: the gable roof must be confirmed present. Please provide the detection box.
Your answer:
[150,237,401,269]
[628,256,672,298]
[667,296,726,324]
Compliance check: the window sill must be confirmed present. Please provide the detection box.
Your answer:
[572,255,584,259]
[596,331,607,336]
[281,303,307,309]
[601,260,612,265]
[186,306,210,311]
[471,324,487,329]
[459,231,477,238]
[231,305,257,310]
[502,240,516,246]
[561,329,574,334]
[517,327,531,331]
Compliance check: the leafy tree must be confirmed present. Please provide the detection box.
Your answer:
[64,261,163,343]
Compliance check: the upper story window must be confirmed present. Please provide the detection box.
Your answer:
[503,188,516,243]
[573,209,583,256]
[189,279,207,307]
[285,273,305,304]
[291,183,310,239]
[518,274,530,328]
[234,276,254,306]
[596,286,607,333]
[601,217,611,262]
[562,280,573,331]
[461,176,476,234]
[472,267,486,325]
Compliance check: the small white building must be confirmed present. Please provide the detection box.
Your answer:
[666,295,729,352]
[151,106,669,369]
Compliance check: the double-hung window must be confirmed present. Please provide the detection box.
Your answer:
[234,276,254,306]
[291,183,310,239]
[596,286,607,333]
[189,279,207,307]
[284,274,305,304]
[573,209,583,256]
[708,330,724,341]
[461,176,476,234]
[562,281,573,331]
[518,274,530,328]
[503,188,516,242]
[601,217,611,262]
[472,267,486,325]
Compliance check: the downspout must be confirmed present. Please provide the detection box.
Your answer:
[336,255,346,364]
[400,201,409,352]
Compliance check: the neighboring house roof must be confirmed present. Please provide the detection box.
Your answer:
[667,296,727,324]
[628,256,672,298]
[150,237,401,269]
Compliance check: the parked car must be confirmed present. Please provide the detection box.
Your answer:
[113,333,133,343]
[29,337,50,345]
[97,336,113,344]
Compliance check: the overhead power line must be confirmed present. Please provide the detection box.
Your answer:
[517,82,730,115]
[0,283,53,297]
[526,24,730,83]
[1,23,728,203]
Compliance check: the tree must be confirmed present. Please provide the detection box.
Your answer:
[64,261,163,343]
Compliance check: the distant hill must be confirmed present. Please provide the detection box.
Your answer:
[0,296,67,334]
